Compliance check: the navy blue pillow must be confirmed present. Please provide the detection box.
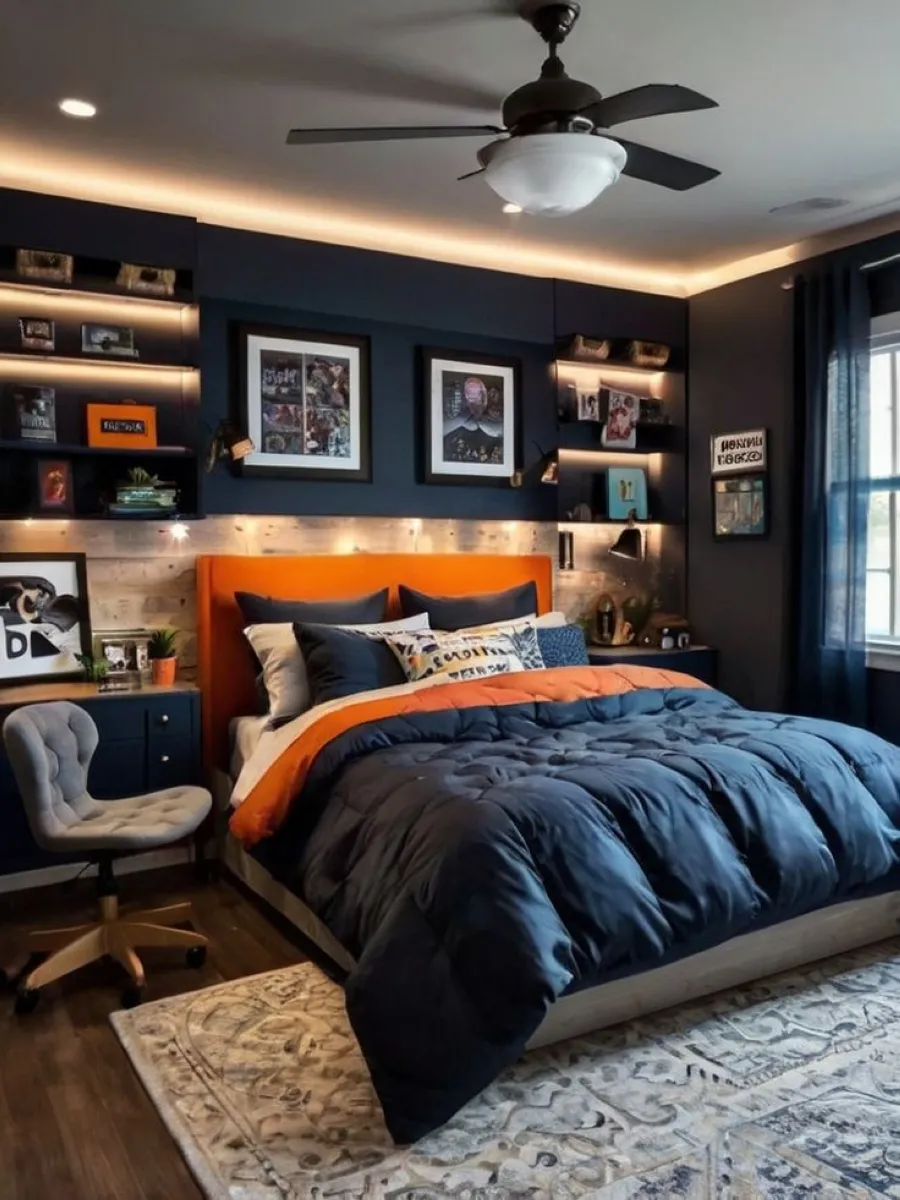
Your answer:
[236,588,388,628]
[294,623,406,707]
[537,624,589,668]
[399,582,537,631]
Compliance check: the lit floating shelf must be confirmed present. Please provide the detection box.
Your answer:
[556,357,665,377]
[0,439,195,458]
[0,278,194,312]
[0,351,196,375]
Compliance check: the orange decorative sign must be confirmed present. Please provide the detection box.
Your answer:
[86,403,157,449]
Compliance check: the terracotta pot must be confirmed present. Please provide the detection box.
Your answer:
[151,657,177,686]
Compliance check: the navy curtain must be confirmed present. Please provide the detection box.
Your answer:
[793,259,871,724]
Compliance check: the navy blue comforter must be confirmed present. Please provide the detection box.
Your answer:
[262,685,900,1142]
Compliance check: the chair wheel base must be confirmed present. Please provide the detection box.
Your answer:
[121,985,144,1009]
[14,987,40,1016]
[186,945,207,969]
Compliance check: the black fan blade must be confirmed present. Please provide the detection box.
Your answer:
[586,85,718,128]
[458,168,486,181]
[615,138,720,191]
[287,125,503,146]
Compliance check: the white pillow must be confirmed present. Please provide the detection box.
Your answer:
[452,610,569,635]
[383,627,535,684]
[245,612,431,726]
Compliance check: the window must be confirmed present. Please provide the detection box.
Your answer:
[867,320,900,643]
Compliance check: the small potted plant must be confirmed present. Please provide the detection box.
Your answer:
[148,628,179,686]
[76,653,110,684]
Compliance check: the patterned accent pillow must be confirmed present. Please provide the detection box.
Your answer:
[537,624,590,668]
[383,626,544,684]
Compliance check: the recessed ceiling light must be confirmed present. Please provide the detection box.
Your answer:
[502,203,523,215]
[58,98,97,119]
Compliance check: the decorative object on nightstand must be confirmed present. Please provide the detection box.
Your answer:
[148,628,179,686]
[1,701,211,1011]
[638,613,691,649]
[595,593,616,645]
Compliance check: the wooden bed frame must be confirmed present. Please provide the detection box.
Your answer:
[197,552,900,1051]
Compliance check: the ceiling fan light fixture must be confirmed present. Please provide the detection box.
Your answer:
[481,133,627,218]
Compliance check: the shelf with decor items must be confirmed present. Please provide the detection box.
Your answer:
[0,242,201,521]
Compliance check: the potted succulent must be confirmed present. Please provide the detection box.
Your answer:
[148,627,179,686]
[76,653,110,684]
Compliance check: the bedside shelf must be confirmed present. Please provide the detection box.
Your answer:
[0,351,196,375]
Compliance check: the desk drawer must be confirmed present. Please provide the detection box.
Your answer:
[147,735,198,792]
[145,695,194,739]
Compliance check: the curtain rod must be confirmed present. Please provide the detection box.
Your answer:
[862,251,900,272]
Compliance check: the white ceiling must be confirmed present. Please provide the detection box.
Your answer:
[3,0,900,294]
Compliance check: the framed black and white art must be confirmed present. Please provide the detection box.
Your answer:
[422,348,521,485]
[0,553,92,684]
[234,323,371,481]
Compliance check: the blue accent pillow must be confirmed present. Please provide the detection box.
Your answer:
[399,582,537,631]
[537,624,589,668]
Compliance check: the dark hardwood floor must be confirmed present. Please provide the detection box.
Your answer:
[0,868,306,1200]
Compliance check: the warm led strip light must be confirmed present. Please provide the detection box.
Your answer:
[0,282,194,325]
[0,355,196,392]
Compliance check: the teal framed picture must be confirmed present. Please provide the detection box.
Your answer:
[607,467,649,521]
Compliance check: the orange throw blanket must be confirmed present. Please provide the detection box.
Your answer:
[230,664,708,847]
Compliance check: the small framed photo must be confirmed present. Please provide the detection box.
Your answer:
[576,390,601,422]
[607,467,649,520]
[235,323,371,481]
[12,385,56,442]
[82,323,138,358]
[713,472,769,539]
[601,388,640,449]
[35,459,74,514]
[0,552,92,684]
[16,249,73,284]
[19,317,55,352]
[422,347,520,485]
[97,630,152,678]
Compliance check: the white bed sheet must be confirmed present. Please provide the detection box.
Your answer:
[229,715,272,783]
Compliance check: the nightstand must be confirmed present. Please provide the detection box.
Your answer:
[0,682,202,879]
[587,645,718,687]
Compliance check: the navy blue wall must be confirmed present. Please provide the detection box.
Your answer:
[0,188,687,523]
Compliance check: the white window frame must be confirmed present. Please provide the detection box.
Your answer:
[867,313,900,669]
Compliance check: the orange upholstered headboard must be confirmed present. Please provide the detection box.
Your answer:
[196,553,553,774]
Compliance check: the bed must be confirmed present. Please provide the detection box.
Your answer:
[198,552,900,1143]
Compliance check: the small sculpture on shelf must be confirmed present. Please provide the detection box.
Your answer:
[148,627,179,687]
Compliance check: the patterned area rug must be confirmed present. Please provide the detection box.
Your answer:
[111,939,900,1198]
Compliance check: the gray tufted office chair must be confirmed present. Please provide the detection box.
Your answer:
[2,701,213,1012]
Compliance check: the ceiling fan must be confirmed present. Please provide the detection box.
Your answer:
[285,1,720,218]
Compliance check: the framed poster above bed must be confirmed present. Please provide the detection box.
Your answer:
[234,323,371,482]
[421,347,521,485]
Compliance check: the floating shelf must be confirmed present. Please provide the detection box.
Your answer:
[559,518,685,527]
[0,439,195,459]
[6,512,203,523]
[556,357,667,377]
[0,351,196,375]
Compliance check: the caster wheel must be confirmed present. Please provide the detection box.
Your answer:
[14,987,39,1016]
[121,985,144,1009]
[186,945,207,969]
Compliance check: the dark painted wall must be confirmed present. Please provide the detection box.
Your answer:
[688,245,900,724]
[687,267,795,710]
[197,225,688,520]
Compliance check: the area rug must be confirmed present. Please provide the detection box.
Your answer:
[111,938,900,1198]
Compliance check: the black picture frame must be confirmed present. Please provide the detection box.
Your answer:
[233,322,371,482]
[0,552,92,685]
[712,472,770,540]
[421,346,522,486]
